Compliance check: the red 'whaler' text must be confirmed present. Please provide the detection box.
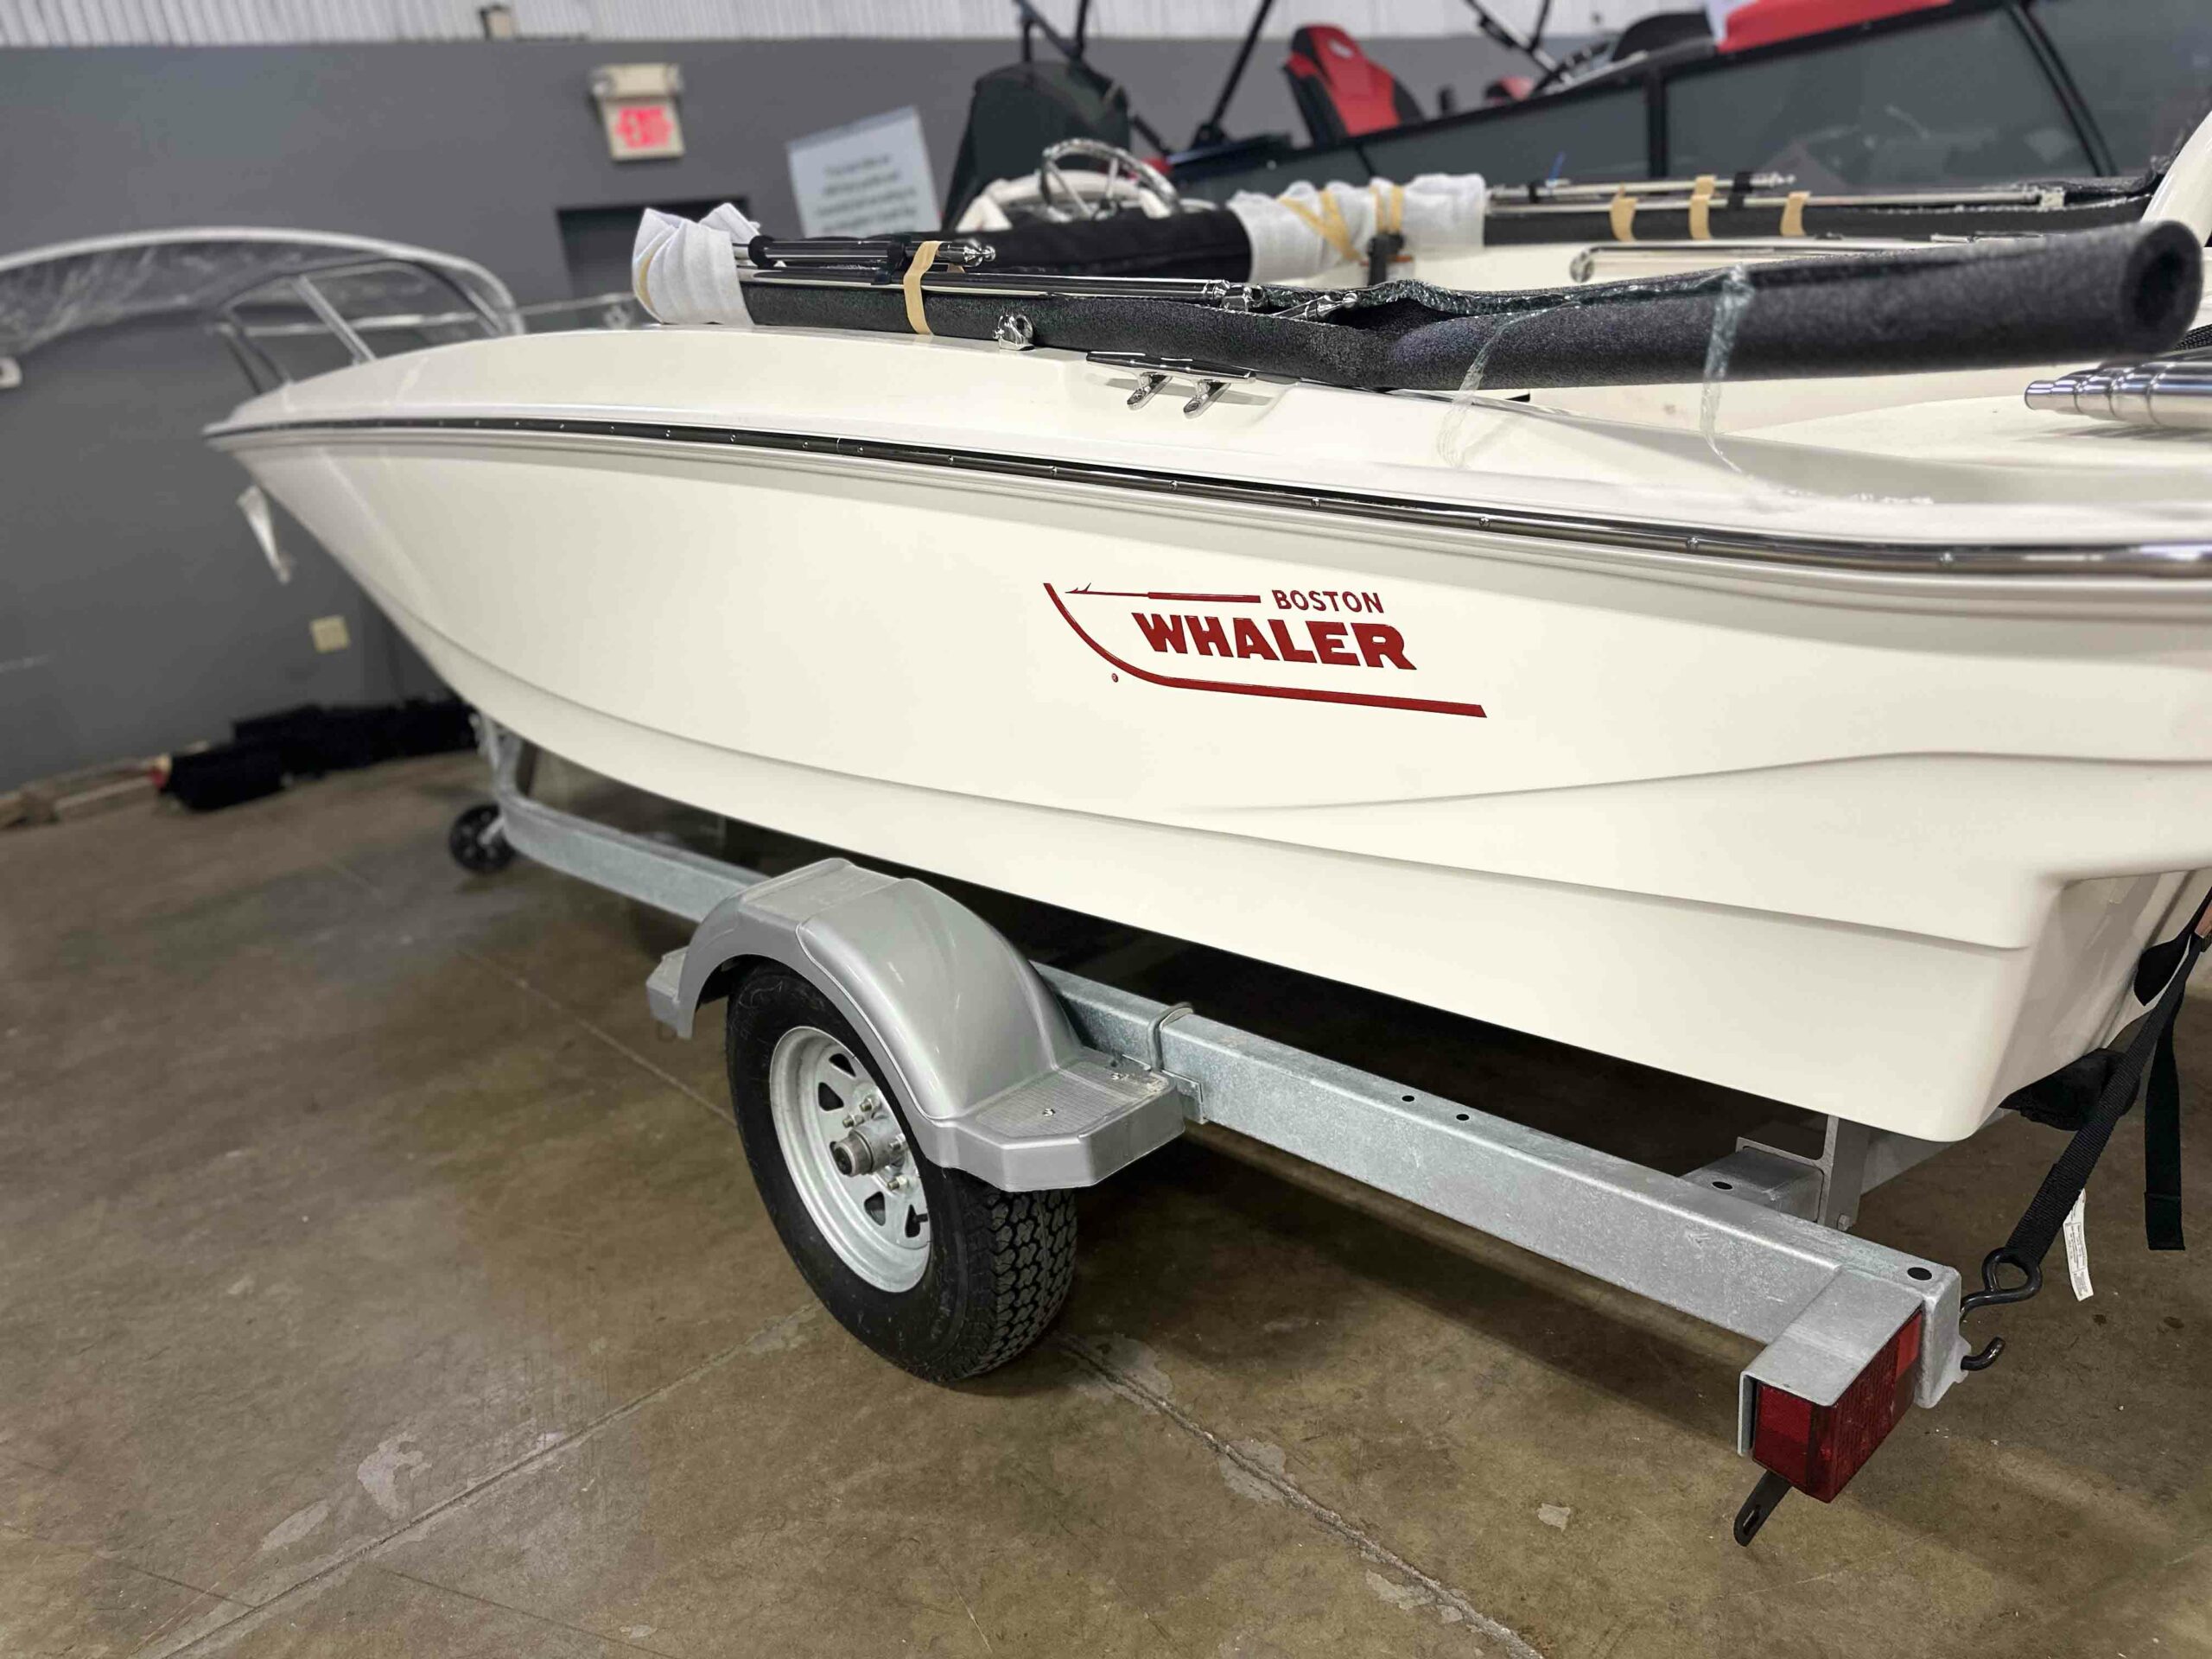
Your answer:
[1043,580,1483,718]
[1130,611,1414,669]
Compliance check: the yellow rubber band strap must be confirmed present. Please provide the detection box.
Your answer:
[1608,188,1637,243]
[1370,181,1405,237]
[902,238,941,335]
[1279,191,1363,265]
[1779,191,1809,238]
[1318,191,1359,261]
[1688,174,1716,241]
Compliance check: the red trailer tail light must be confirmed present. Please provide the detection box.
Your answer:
[1747,1308,1923,1502]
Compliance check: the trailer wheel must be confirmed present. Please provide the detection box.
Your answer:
[447,804,514,874]
[725,967,1076,1382]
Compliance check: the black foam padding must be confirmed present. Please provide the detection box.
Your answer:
[1377,220,2202,389]
[968,212,1255,281]
[2171,319,2212,354]
[746,221,2201,391]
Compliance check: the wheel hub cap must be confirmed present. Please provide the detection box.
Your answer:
[766,1026,930,1291]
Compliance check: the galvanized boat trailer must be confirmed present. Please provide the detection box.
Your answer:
[457,723,1971,1544]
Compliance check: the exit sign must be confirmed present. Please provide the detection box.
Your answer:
[591,64,685,162]
[607,98,682,160]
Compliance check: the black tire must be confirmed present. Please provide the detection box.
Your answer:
[448,803,515,874]
[726,967,1076,1382]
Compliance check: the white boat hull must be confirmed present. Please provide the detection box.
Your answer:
[211,326,2212,1141]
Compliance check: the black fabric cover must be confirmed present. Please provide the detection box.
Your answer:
[968,212,1255,280]
[746,220,2201,392]
[944,62,1133,230]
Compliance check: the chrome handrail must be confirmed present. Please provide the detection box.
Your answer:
[205,260,641,391]
[286,273,375,365]
[225,292,648,340]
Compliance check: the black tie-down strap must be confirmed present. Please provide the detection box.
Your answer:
[1962,895,2210,1370]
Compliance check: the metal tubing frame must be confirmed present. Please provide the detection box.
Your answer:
[1189,0,1279,149]
[481,725,1969,1436]
[286,276,375,366]
[490,731,757,921]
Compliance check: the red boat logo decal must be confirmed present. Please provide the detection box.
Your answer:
[1045,582,1485,718]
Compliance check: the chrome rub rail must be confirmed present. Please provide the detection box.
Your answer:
[207,414,2212,580]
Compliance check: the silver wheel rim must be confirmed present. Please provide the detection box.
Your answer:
[766,1025,930,1293]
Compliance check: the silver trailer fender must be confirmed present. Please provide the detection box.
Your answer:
[646,858,1187,1192]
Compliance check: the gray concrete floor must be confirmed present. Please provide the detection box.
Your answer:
[4,753,2210,1658]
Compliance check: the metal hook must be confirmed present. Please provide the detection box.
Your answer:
[1144,1001,1192,1076]
[1957,1247,2041,1372]
[1732,1469,1792,1547]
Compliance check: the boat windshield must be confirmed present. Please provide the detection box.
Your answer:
[1664,8,2088,189]
[2034,0,2212,174]
[1175,0,2212,202]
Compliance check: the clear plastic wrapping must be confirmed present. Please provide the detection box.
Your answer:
[0,228,516,360]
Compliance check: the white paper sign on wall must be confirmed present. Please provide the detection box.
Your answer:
[786,107,938,238]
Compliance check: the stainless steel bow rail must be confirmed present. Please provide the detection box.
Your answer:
[460,723,1973,1545]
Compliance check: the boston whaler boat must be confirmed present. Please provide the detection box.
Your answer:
[197,119,2212,1541]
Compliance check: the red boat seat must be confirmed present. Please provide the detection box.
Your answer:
[1719,0,1952,53]
[1283,25,1424,146]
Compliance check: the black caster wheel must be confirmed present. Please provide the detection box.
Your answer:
[448,803,515,874]
[725,966,1077,1382]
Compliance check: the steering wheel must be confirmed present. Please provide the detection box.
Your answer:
[1037,139,1185,222]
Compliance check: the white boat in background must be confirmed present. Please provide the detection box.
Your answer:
[200,136,2212,1147]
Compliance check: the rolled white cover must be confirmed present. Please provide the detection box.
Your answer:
[632,201,761,325]
[1227,173,1486,283]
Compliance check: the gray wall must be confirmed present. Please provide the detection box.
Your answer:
[0,33,1513,790]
